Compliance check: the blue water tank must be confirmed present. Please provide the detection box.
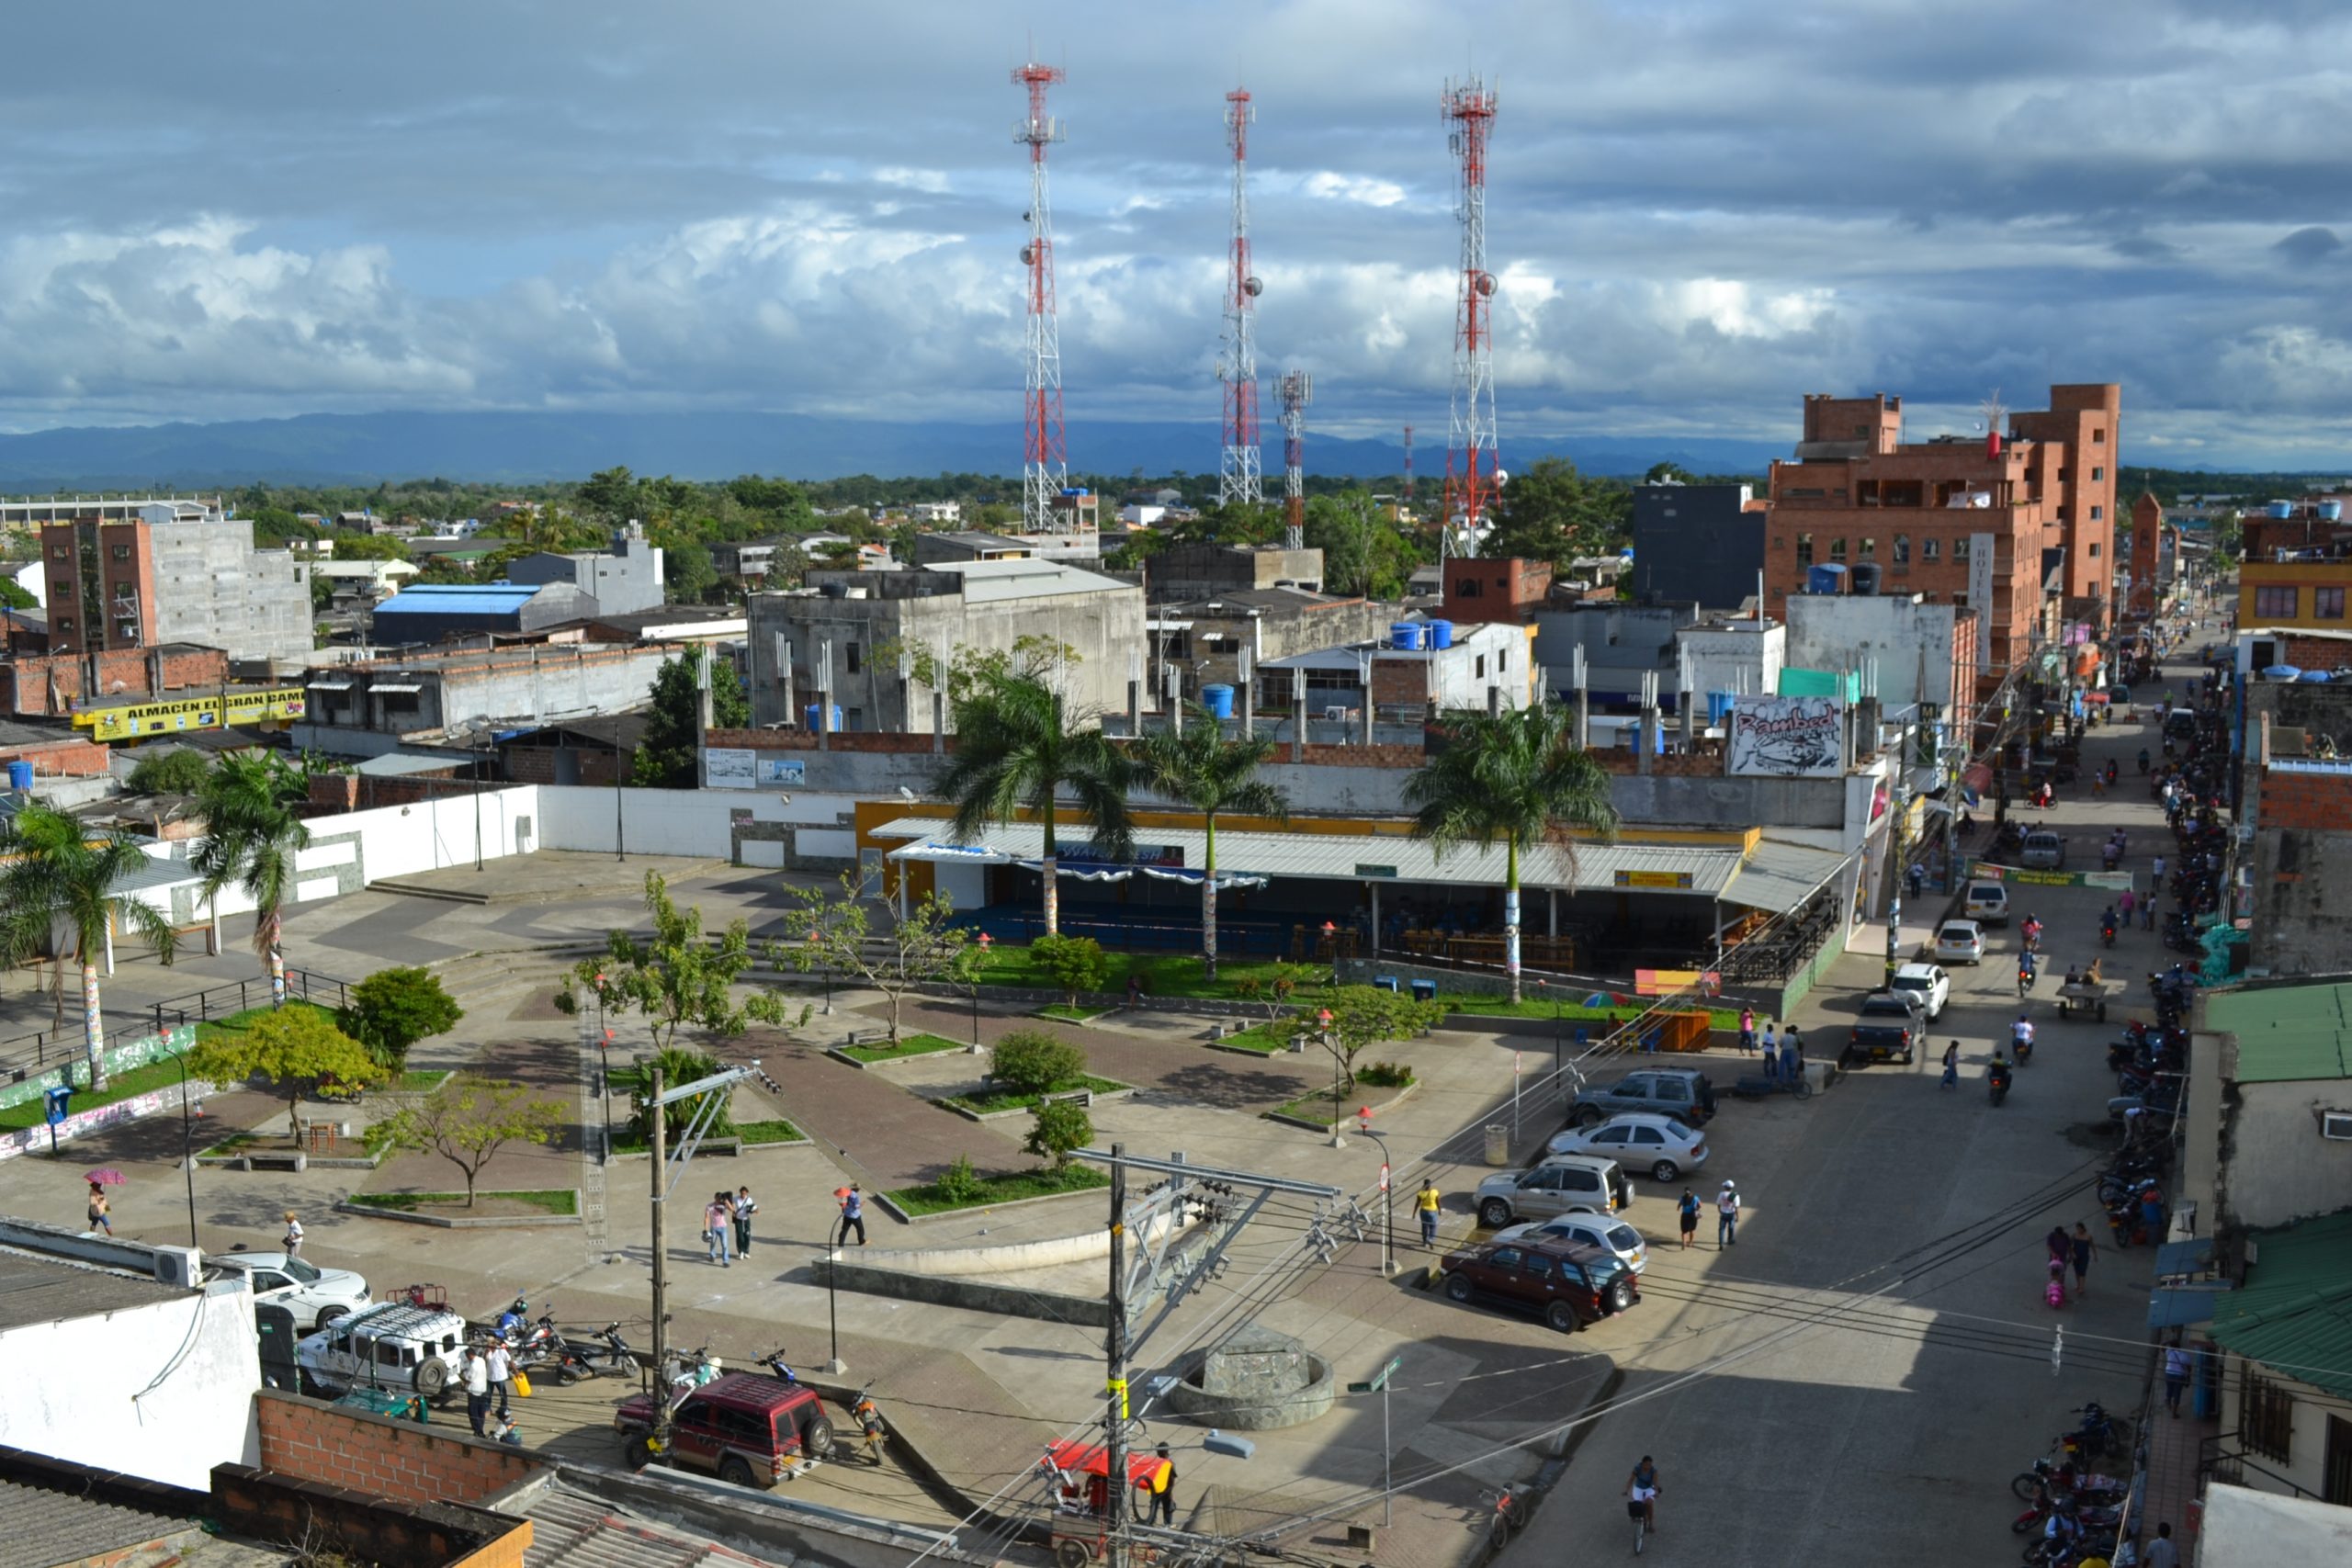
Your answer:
[804,703,843,731]
[2324,502,2344,522]
[1426,619,1455,649]
[2267,501,2295,520]
[6,761,29,793]
[1806,564,1848,594]
[1390,622,1424,651]
[1200,684,1236,719]
[1707,691,1737,726]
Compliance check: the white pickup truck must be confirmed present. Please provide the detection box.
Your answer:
[294,1302,469,1403]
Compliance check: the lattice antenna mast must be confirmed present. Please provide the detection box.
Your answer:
[1278,370,1314,550]
[1014,60,1069,533]
[1442,76,1500,551]
[1403,423,1415,505]
[1218,87,1263,508]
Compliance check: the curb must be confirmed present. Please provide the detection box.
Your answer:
[872,1181,1110,1226]
[601,1137,813,1162]
[334,1190,584,1229]
[823,1043,974,1073]
[935,1084,1136,1123]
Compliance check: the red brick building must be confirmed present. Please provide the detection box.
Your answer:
[1442,557,1554,623]
[1760,384,2121,679]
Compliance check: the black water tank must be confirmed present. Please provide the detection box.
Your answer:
[1849,562,1883,595]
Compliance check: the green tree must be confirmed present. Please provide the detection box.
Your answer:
[327,535,411,561]
[0,577,35,612]
[1303,492,1419,599]
[933,670,1133,935]
[371,1073,566,1206]
[1406,704,1619,1003]
[664,542,718,604]
[565,872,782,1051]
[1305,984,1446,1094]
[338,966,465,1072]
[577,466,641,523]
[1643,462,1697,485]
[186,1005,384,1138]
[618,1045,735,1145]
[632,654,750,788]
[0,807,178,1091]
[777,872,970,1044]
[1481,458,1632,568]
[191,753,313,1007]
[989,1028,1087,1097]
[126,749,213,795]
[1030,932,1110,1008]
[1024,1099,1093,1168]
[1136,707,1288,978]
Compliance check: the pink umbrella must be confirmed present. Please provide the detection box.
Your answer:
[85,1168,127,1186]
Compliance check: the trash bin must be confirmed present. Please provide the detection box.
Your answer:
[1410,978,1439,1003]
[1484,1123,1510,1166]
[1374,975,1399,992]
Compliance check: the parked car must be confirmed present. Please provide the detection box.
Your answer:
[616,1372,834,1487]
[1889,963,1951,1021]
[2020,830,2067,871]
[1859,989,1926,1026]
[1934,919,1986,964]
[1844,1019,1918,1066]
[1544,1113,1709,1181]
[1963,883,2011,927]
[1474,1154,1630,1229]
[1438,1237,1639,1333]
[1565,1066,1716,1129]
[1493,1212,1650,1275]
[294,1302,468,1403]
[215,1251,371,1331]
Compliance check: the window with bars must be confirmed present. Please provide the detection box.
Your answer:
[2243,1365,2293,1463]
[2256,585,2300,619]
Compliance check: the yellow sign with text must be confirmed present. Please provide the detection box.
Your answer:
[1615,869,1696,889]
[74,688,307,744]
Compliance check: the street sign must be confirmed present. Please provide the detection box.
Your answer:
[1347,1356,1404,1395]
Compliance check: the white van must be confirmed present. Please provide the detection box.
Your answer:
[1963,882,2011,926]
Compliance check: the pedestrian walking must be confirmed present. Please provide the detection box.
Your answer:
[86,1184,111,1235]
[2119,887,2136,927]
[1148,1443,1177,1526]
[462,1346,491,1437]
[281,1210,304,1258]
[835,1183,867,1247]
[2071,1222,2098,1298]
[1677,1188,1699,1250]
[2144,1522,2177,1568]
[1780,1029,1803,1086]
[1416,1179,1442,1248]
[2164,1339,2192,1416]
[2046,1224,2071,1272]
[1715,1180,1740,1247]
[486,1337,514,1419]
[732,1186,756,1256]
[704,1192,733,1266]
[2143,897,2157,931]
[1939,1040,1960,1089]
[1738,1008,1756,1055]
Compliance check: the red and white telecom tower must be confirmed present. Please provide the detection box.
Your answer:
[1277,369,1313,549]
[1441,76,1499,556]
[1013,59,1069,533]
[1218,87,1263,508]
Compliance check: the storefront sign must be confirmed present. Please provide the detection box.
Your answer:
[1354,863,1399,879]
[1061,843,1183,869]
[1635,968,1722,996]
[1614,869,1695,889]
[759,759,808,785]
[1973,863,2136,891]
[1726,695,1844,777]
[1969,532,1996,672]
[705,748,756,788]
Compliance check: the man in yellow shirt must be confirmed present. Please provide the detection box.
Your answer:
[1417,1179,1442,1248]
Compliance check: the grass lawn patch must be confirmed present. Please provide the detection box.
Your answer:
[1269,1091,1354,1127]
[838,1032,967,1065]
[735,1119,806,1145]
[348,1189,577,1217]
[1035,1004,1111,1023]
[1212,1024,1295,1055]
[396,1070,450,1091]
[192,999,334,1043]
[940,1075,1128,1116]
[198,1132,260,1157]
[886,1163,1108,1217]
[0,1054,198,1133]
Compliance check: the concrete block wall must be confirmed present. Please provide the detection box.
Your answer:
[212,1462,529,1568]
[254,1391,539,1510]
[0,646,230,716]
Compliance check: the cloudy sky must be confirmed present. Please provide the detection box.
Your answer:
[0,0,2345,466]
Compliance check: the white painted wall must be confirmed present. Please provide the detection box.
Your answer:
[0,1276,259,1488]
[933,862,987,911]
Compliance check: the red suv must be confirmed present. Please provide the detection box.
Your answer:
[1439,1236,1639,1333]
[615,1373,834,1487]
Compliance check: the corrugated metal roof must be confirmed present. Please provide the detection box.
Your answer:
[0,1477,189,1568]
[354,752,461,777]
[2205,1211,2352,1401]
[373,586,540,615]
[1718,839,1856,915]
[2201,982,2352,1084]
[106,856,202,897]
[519,1481,792,1566]
[871,816,1745,897]
[0,1244,191,1335]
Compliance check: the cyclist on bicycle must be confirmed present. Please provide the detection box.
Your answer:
[1626,1456,1659,1533]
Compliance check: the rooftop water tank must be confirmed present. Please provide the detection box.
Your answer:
[804,703,843,731]
[1849,562,1883,596]
[2323,502,2344,522]
[1806,564,1848,595]
[1426,619,1455,649]
[1390,622,1424,651]
[2267,501,2296,520]
[1200,684,1236,719]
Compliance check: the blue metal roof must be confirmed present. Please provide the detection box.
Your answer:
[373,585,539,615]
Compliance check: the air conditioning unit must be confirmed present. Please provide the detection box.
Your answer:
[1324,706,1350,723]
[2323,1110,2352,1142]
[153,1245,201,1289]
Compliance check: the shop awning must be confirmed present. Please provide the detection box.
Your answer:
[2149,1283,2232,1331]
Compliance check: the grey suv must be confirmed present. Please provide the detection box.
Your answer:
[1566,1066,1715,1129]
[1474,1155,1630,1229]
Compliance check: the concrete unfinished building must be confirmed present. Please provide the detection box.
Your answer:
[40,509,312,664]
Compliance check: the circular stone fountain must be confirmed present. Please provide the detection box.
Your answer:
[1162,1325,1336,1429]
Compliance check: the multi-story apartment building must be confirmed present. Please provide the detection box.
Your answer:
[39,506,312,663]
[1759,384,2120,680]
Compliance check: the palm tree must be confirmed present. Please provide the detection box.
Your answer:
[1406,704,1619,1004]
[933,671,1133,936]
[1138,705,1288,979]
[0,806,178,1091]
[192,754,313,1007]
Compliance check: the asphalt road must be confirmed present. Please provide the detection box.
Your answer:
[1495,702,2182,1568]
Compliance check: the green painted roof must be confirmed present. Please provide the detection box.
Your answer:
[2206,1210,2352,1401]
[2201,981,2352,1084]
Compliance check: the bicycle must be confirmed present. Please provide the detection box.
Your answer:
[1472,1485,1527,1543]
[1628,1487,1658,1554]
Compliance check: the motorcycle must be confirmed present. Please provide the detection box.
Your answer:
[2009,1458,2128,1506]
[2100,920,2118,948]
[1989,1069,2012,1107]
[2058,1403,2129,1460]
[493,1293,532,1340]
[571,1322,636,1373]
[761,1348,800,1385]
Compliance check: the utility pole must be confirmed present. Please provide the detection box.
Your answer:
[1103,1143,1130,1568]
[648,1060,669,1447]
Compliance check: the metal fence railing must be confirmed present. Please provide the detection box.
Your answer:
[0,967,355,1084]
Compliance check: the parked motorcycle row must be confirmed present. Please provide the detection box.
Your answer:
[489,1292,638,1385]
[2008,1405,2138,1564]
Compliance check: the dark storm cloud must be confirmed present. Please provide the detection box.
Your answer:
[0,0,2345,463]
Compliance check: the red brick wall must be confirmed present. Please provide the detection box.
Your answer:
[1,646,229,716]
[2256,769,2352,831]
[0,735,113,777]
[2280,636,2352,674]
[703,727,943,753]
[254,1390,538,1508]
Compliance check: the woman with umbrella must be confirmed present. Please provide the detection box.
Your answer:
[85,1169,125,1235]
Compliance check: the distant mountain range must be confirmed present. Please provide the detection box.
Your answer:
[0,410,1796,490]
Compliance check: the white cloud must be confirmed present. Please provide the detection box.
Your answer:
[874,166,951,195]
[1304,171,1408,209]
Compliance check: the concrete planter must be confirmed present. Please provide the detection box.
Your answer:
[871,1182,1109,1227]
[936,1083,1136,1123]
[1263,1076,1418,1134]
[334,1191,584,1229]
[604,1136,813,1161]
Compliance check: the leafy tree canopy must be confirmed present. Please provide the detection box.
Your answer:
[126,749,214,795]
[187,1006,385,1136]
[633,655,750,788]
[339,965,466,1072]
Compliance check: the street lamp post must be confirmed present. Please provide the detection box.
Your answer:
[971,932,993,1050]
[176,1053,199,1247]
[1319,1008,1340,1147]
[1355,1108,1394,1275]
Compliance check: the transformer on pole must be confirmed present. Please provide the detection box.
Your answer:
[1278,370,1313,551]
[1218,87,1263,509]
[1013,58,1069,534]
[1441,76,1500,556]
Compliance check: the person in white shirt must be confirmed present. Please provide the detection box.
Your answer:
[281,1211,304,1258]
[486,1339,514,1420]
[462,1347,491,1436]
[1715,1181,1741,1247]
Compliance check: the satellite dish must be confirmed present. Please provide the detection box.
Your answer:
[1494,468,1510,488]
[1243,276,1262,297]
[1020,244,1035,265]
[1475,272,1497,297]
